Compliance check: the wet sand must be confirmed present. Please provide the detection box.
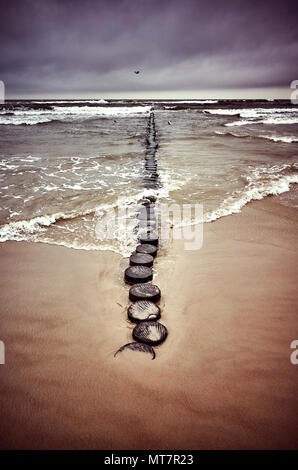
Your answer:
[0,196,297,449]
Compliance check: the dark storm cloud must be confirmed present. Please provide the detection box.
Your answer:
[1,0,298,95]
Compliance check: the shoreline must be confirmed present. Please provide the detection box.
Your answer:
[0,195,297,449]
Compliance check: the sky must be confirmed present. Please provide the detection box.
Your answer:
[1,0,298,99]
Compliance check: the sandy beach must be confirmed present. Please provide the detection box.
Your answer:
[0,194,297,450]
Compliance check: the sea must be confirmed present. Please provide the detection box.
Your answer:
[0,98,297,256]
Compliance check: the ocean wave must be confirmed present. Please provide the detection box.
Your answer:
[0,175,179,256]
[204,163,298,222]
[0,210,93,240]
[1,163,297,253]
[260,135,298,143]
[206,109,243,115]
[0,203,134,256]
[206,107,298,127]
[174,100,219,104]
[214,130,250,138]
[214,130,298,143]
[0,155,190,256]
[0,105,152,125]
[260,117,298,125]
[226,117,298,127]
[32,99,109,104]
[157,100,219,104]
[225,120,254,127]
[207,107,297,116]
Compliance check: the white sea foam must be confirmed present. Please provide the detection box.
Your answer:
[214,130,245,137]
[225,120,253,127]
[33,99,109,104]
[206,107,298,126]
[206,109,242,115]
[0,213,70,239]
[0,105,152,125]
[214,130,298,143]
[138,164,298,232]
[50,105,151,116]
[261,135,298,143]
[0,159,190,256]
[1,164,297,254]
[204,164,298,222]
[207,107,297,116]
[261,117,298,125]
[226,117,298,126]
[161,100,218,104]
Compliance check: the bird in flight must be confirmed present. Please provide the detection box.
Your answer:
[134,70,140,74]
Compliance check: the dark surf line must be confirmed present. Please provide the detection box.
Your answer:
[115,111,168,360]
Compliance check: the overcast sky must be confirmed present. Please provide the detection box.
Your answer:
[1,0,298,98]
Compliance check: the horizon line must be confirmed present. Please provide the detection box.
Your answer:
[4,87,293,101]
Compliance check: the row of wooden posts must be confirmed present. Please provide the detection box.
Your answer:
[115,112,168,360]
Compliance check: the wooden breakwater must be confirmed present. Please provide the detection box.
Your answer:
[115,112,168,360]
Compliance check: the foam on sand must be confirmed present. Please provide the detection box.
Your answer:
[205,163,298,222]
[0,169,187,256]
